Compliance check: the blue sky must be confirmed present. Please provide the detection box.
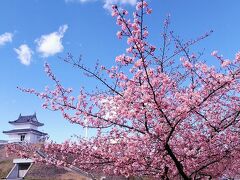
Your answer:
[0,0,240,142]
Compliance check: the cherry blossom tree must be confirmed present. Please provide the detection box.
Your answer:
[9,0,240,179]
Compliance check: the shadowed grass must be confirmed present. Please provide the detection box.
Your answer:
[0,159,13,179]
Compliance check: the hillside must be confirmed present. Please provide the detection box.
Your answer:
[0,145,147,180]
[0,145,87,180]
[0,145,14,179]
[25,164,88,180]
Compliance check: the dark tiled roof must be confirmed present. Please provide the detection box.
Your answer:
[3,128,47,136]
[9,113,44,126]
[0,140,7,144]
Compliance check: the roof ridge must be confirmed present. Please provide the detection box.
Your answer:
[8,113,44,127]
[3,128,48,136]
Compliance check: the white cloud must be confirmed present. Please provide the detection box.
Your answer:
[36,24,68,57]
[103,0,137,10]
[14,44,33,66]
[0,32,13,46]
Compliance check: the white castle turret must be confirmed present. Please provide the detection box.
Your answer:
[3,113,48,179]
[3,113,47,143]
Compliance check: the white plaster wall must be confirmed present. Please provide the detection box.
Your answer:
[8,133,37,143]
[13,124,38,130]
[24,133,31,142]
[8,134,21,143]
[28,133,39,143]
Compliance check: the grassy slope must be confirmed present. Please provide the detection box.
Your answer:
[0,160,87,180]
[0,145,87,180]
[0,159,13,179]
[25,164,87,180]
[0,145,13,179]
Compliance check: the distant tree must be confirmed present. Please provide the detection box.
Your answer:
[9,0,240,179]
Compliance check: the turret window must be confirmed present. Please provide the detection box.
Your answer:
[20,135,25,141]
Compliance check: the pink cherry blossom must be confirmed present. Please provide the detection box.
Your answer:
[116,31,122,39]
[211,50,218,56]
[235,51,240,61]
[146,8,152,14]
[221,59,231,67]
